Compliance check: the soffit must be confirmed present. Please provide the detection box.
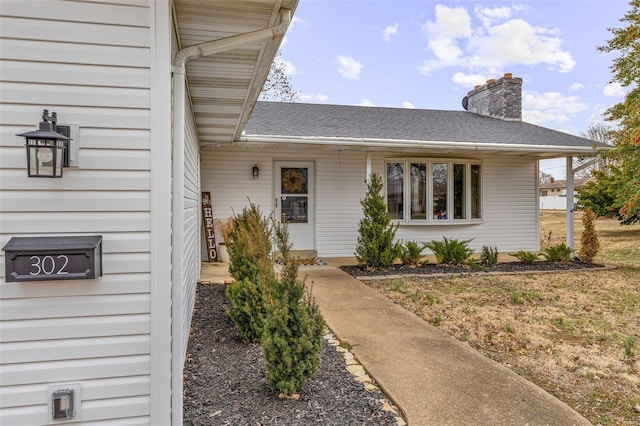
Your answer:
[173,0,297,146]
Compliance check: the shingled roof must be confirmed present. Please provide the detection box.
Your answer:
[241,101,604,157]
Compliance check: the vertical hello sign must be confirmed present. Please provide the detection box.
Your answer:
[202,192,217,262]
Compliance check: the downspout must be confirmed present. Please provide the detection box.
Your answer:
[566,156,575,249]
[170,9,291,425]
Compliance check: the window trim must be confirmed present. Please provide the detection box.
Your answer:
[385,158,483,225]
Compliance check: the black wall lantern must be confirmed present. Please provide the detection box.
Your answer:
[17,110,69,178]
[252,164,260,179]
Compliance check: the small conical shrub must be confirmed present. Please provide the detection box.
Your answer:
[355,173,402,269]
[261,221,324,396]
[225,201,272,343]
[225,201,271,283]
[579,208,600,263]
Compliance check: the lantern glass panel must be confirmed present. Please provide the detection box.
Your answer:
[27,138,65,177]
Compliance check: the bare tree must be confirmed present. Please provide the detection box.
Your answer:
[539,171,554,184]
[576,123,614,177]
[259,52,299,102]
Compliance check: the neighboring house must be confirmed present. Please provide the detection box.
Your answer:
[540,178,592,210]
[0,1,296,424]
[540,177,592,197]
[202,75,604,257]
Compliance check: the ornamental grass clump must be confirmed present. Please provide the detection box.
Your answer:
[541,243,573,262]
[261,221,324,397]
[224,201,272,343]
[579,208,600,263]
[424,237,474,265]
[355,173,402,269]
[510,250,539,265]
[401,241,426,267]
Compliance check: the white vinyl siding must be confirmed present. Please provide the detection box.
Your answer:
[0,1,160,424]
[178,100,200,369]
[202,148,539,257]
[201,147,366,258]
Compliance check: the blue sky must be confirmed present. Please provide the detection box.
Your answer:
[277,0,631,178]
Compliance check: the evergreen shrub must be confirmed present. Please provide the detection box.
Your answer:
[224,202,272,343]
[480,245,499,266]
[579,208,600,263]
[261,221,324,396]
[355,173,402,269]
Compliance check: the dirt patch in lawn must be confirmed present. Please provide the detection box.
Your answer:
[364,269,640,425]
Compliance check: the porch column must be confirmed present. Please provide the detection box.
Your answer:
[365,152,372,179]
[566,156,575,249]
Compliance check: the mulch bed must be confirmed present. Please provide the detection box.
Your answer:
[340,260,606,277]
[183,283,398,426]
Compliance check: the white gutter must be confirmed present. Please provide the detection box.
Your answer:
[236,134,604,155]
[170,8,291,425]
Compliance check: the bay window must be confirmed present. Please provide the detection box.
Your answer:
[385,159,482,223]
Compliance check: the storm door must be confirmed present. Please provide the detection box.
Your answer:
[275,162,315,251]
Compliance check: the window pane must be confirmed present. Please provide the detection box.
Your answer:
[453,164,466,219]
[433,163,448,220]
[387,163,404,220]
[281,167,308,194]
[281,196,308,223]
[410,163,427,219]
[471,164,482,219]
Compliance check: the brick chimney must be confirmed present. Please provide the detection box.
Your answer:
[462,73,522,121]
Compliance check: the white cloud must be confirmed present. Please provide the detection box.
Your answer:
[522,90,587,126]
[603,82,625,97]
[420,5,575,77]
[452,72,490,87]
[468,19,575,73]
[402,101,416,109]
[290,16,304,30]
[569,82,584,91]
[522,109,560,126]
[423,5,472,39]
[337,55,363,79]
[475,5,511,28]
[419,5,471,74]
[299,92,329,102]
[383,21,399,42]
[358,99,376,107]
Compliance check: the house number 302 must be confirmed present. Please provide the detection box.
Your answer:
[30,255,69,276]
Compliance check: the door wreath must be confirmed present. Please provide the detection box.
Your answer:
[282,168,306,193]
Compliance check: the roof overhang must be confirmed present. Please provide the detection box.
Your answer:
[172,0,298,147]
[234,134,605,159]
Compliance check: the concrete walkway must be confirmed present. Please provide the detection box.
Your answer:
[301,265,590,426]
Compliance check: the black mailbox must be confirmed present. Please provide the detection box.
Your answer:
[3,236,102,282]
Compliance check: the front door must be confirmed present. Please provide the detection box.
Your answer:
[275,161,315,251]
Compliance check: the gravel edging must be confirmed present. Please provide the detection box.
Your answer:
[183,283,403,425]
